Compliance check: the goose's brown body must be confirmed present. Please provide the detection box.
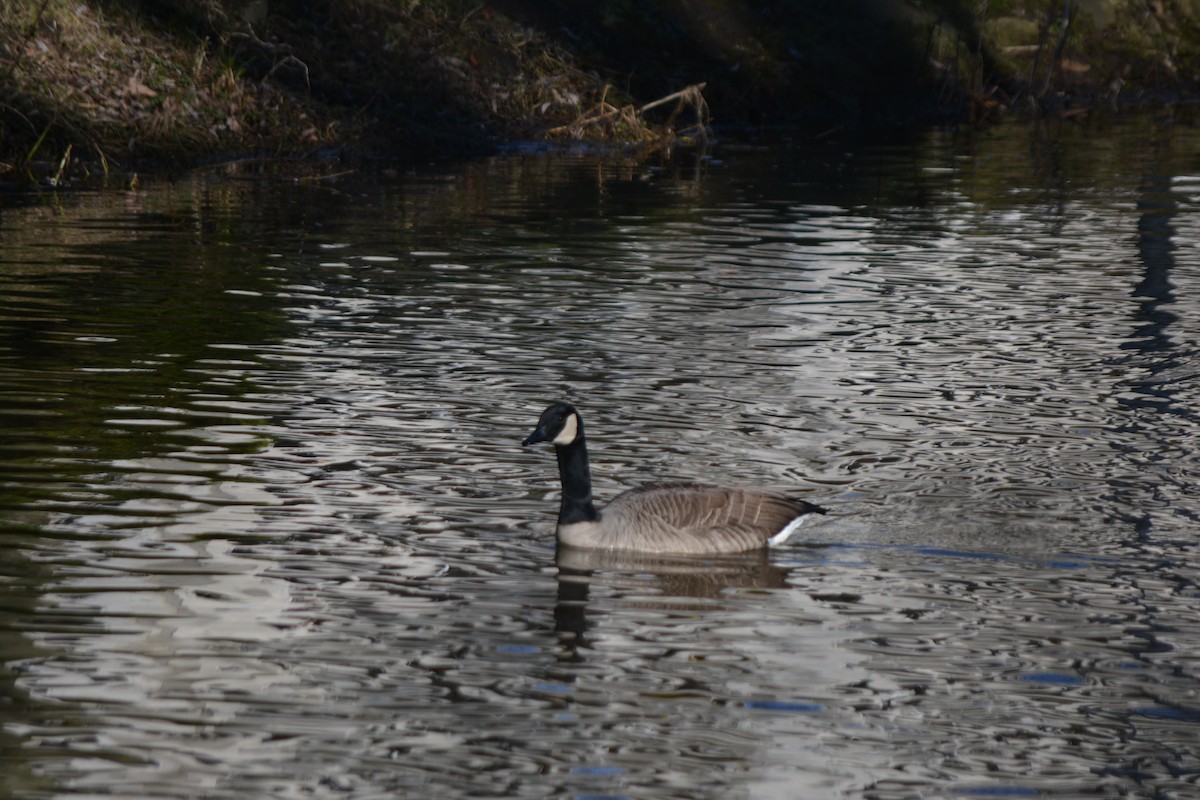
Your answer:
[558,481,822,554]
[524,403,825,555]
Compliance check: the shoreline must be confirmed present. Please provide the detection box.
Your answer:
[3,0,1198,185]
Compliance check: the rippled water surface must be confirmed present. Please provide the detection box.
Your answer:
[2,117,1200,799]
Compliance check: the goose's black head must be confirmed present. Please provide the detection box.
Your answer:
[523,402,582,448]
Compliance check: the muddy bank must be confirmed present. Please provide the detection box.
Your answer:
[2,0,1199,182]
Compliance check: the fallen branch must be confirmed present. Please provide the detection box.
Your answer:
[638,82,707,115]
[547,82,711,145]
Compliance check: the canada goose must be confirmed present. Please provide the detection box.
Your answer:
[522,402,826,554]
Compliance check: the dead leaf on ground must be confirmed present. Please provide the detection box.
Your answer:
[125,75,157,98]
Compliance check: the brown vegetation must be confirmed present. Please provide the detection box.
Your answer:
[0,0,636,180]
[1,0,1198,182]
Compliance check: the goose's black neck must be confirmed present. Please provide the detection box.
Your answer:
[554,431,599,526]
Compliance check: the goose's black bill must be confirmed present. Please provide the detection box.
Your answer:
[522,427,547,446]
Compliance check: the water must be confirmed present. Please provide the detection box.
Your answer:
[1,116,1199,798]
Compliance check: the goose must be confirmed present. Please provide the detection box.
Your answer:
[522,402,826,554]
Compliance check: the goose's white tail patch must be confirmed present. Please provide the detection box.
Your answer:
[768,512,817,547]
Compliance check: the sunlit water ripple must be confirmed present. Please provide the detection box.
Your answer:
[1,119,1199,799]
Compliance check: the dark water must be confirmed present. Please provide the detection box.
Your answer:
[1,116,1199,799]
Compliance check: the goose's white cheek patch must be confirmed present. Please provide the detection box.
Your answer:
[552,414,579,446]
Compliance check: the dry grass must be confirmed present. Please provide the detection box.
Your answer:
[0,0,344,179]
[0,0,720,182]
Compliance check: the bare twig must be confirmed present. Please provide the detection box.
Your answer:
[547,82,711,144]
[229,27,312,92]
[1038,0,1076,99]
[263,55,312,93]
[638,82,707,114]
[292,169,357,182]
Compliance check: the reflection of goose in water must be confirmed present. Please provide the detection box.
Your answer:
[553,545,792,652]
[523,402,826,554]
[556,545,790,597]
